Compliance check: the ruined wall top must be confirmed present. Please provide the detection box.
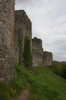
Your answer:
[32,37,43,52]
[43,51,53,67]
[43,51,53,59]
[15,10,31,32]
[43,51,53,56]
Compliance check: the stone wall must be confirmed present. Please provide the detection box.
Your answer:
[43,51,53,67]
[14,10,32,66]
[0,0,15,83]
[0,0,53,83]
[32,37,43,67]
[13,26,19,63]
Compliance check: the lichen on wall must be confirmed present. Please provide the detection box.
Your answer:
[0,0,15,83]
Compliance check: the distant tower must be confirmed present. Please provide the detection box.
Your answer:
[0,0,15,83]
[43,51,53,67]
[32,37,43,67]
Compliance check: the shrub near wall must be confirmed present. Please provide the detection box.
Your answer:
[62,63,66,79]
[52,61,63,76]
[23,36,32,68]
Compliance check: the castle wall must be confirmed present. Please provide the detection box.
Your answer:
[13,26,19,63]
[0,0,15,83]
[32,37,43,67]
[0,0,53,84]
[43,51,53,67]
[14,10,32,66]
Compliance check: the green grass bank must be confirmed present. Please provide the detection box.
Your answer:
[0,62,66,100]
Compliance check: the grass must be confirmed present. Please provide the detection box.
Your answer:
[0,62,66,100]
[28,67,66,100]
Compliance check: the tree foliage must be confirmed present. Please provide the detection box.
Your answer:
[23,36,32,68]
[62,63,66,79]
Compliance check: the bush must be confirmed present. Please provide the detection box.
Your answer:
[11,62,27,90]
[62,63,66,79]
[52,61,62,76]
[0,82,12,100]
[23,36,32,68]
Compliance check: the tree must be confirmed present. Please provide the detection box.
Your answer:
[23,36,32,68]
[62,63,66,79]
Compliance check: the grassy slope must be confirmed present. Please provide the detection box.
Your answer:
[0,63,66,100]
[27,67,66,100]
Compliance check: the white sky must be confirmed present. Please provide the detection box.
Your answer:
[15,0,66,61]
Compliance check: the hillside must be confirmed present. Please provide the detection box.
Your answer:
[0,63,66,100]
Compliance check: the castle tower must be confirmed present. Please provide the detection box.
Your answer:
[43,51,53,67]
[14,10,32,66]
[0,0,15,83]
[32,37,43,67]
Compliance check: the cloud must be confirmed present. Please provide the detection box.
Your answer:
[15,0,66,61]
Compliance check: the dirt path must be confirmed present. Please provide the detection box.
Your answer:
[17,90,29,100]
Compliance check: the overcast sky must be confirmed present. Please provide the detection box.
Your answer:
[15,0,66,61]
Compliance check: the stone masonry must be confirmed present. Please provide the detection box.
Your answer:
[0,0,15,83]
[14,10,32,66]
[43,51,53,67]
[13,24,19,63]
[32,37,43,67]
[0,0,53,83]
